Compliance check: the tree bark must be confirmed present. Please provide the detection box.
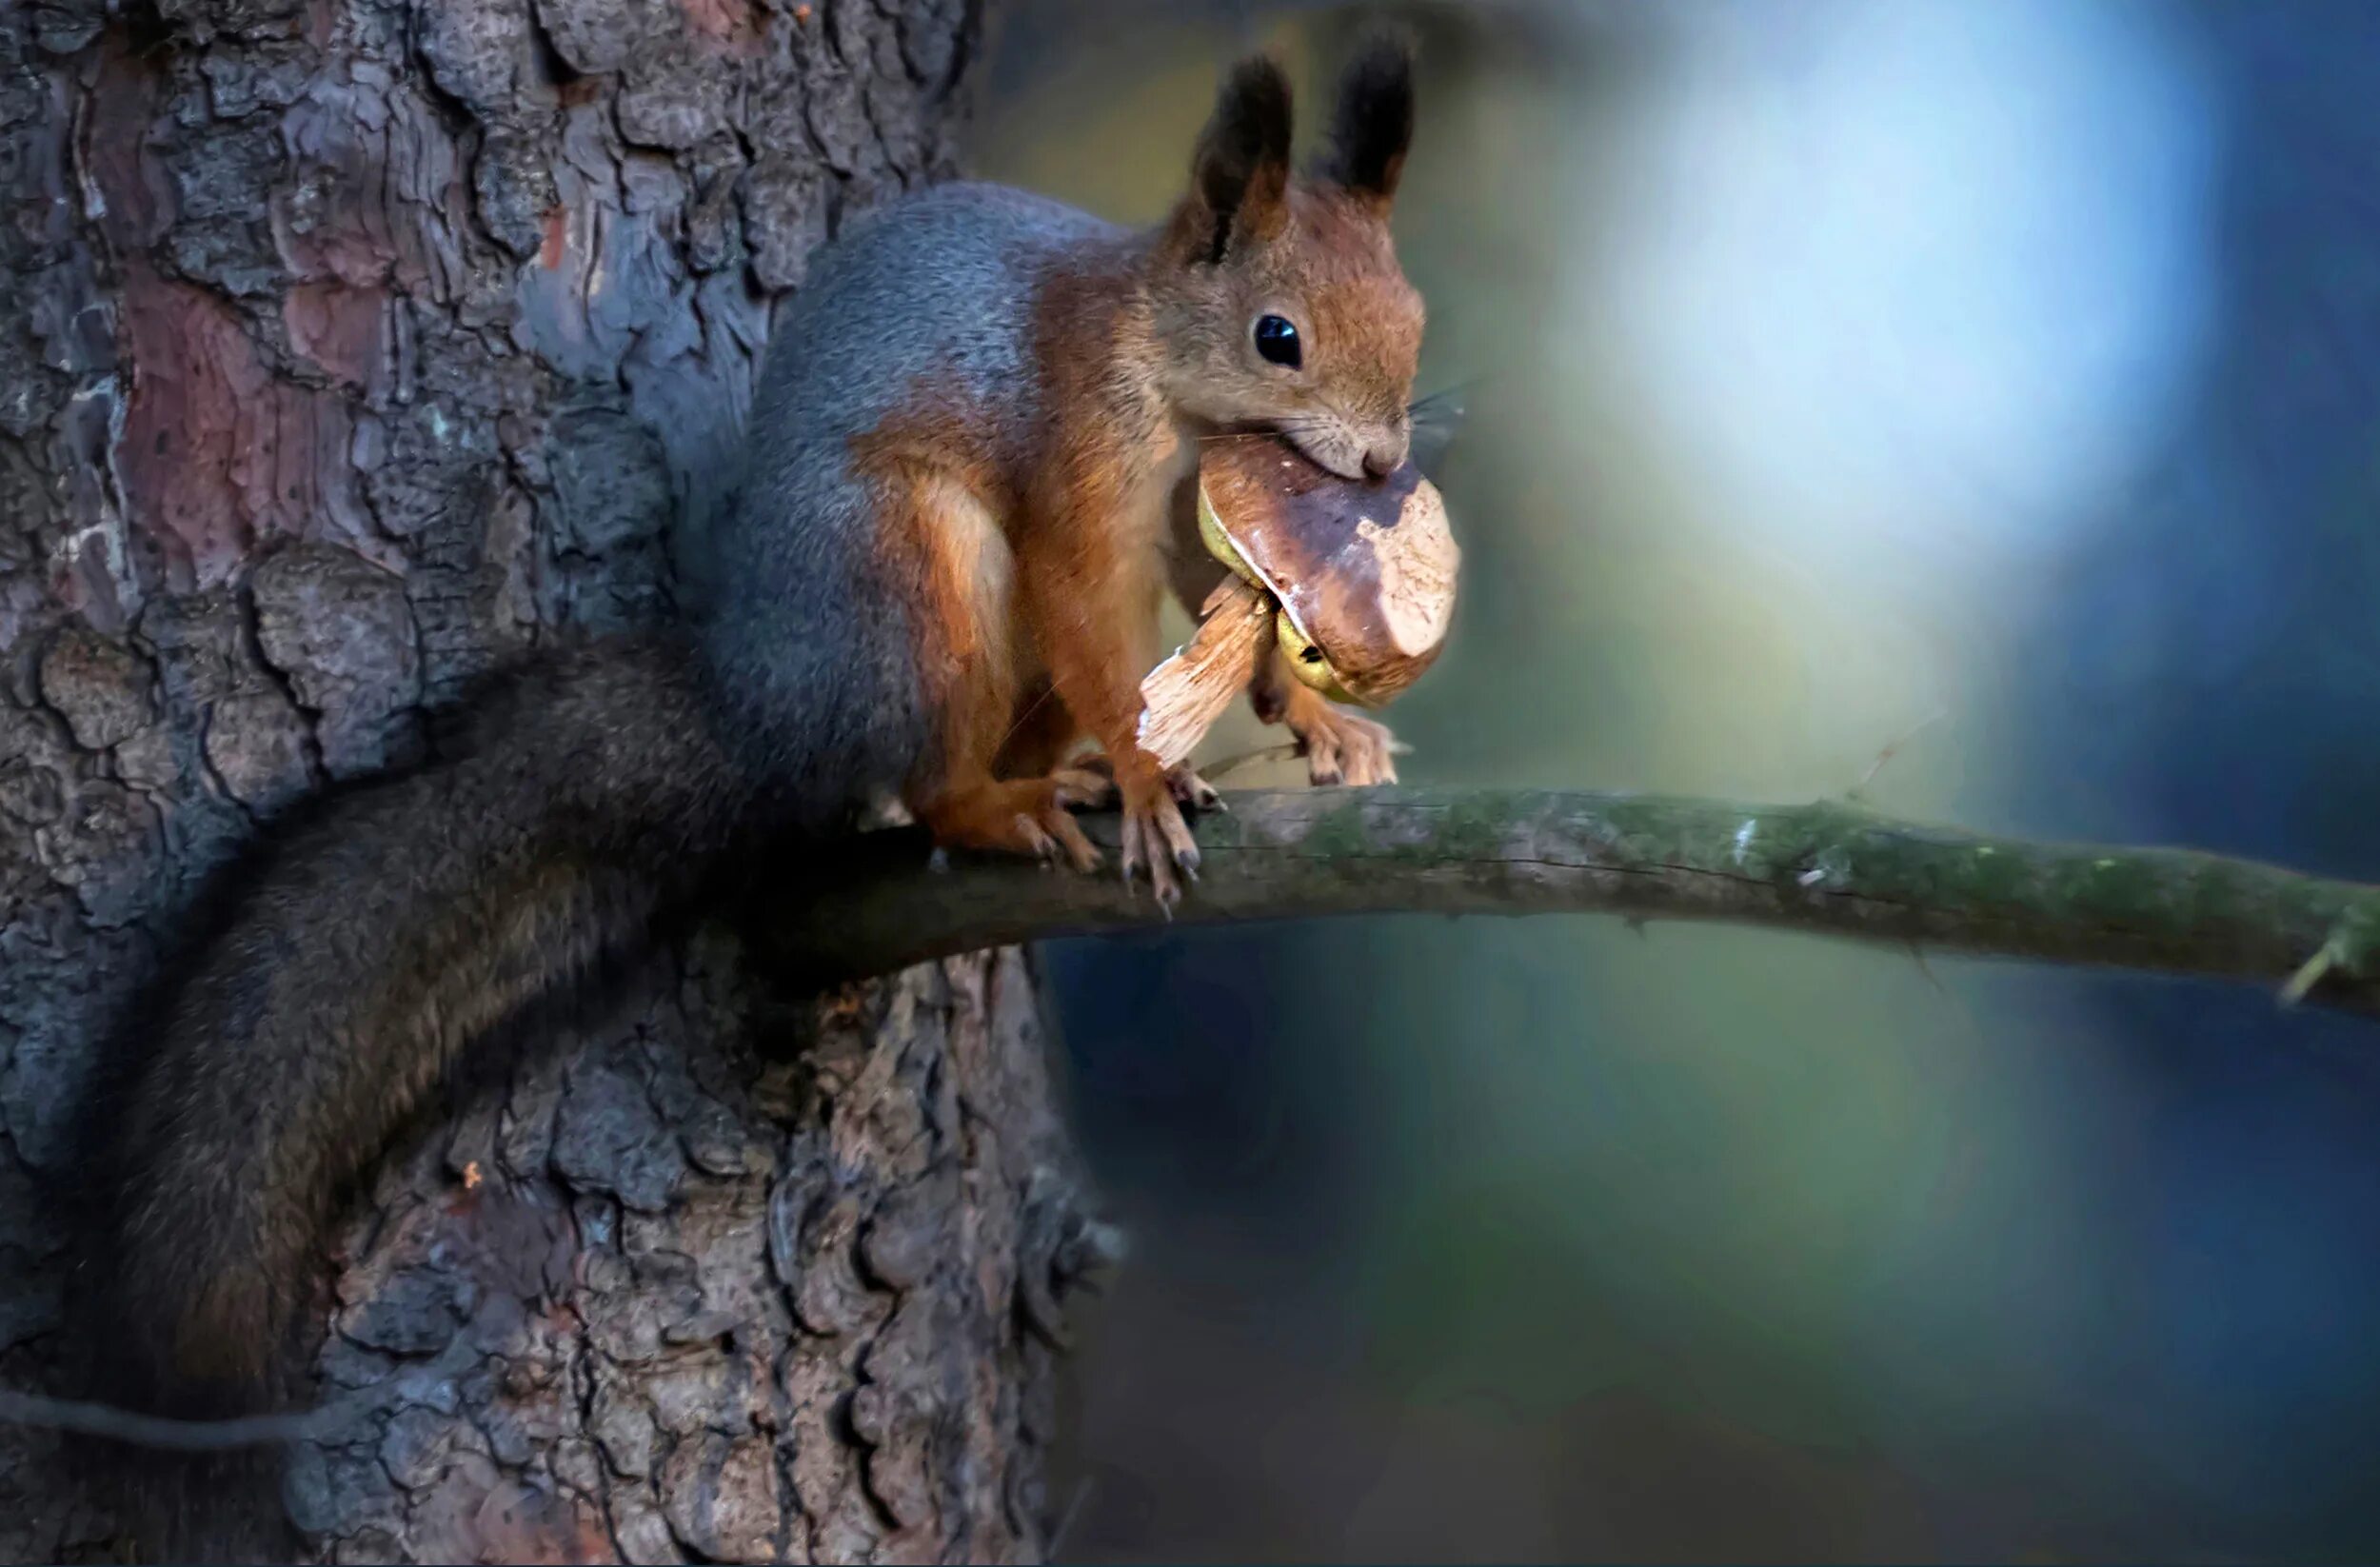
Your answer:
[0,1,1110,1562]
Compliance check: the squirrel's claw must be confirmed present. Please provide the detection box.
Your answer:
[1287,702,1401,787]
[1167,764,1222,813]
[920,776,1103,875]
[1118,777,1198,910]
[1037,805,1102,874]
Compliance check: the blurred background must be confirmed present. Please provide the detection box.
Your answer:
[970,2,2380,1559]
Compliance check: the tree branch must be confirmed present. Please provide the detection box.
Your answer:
[768,787,2380,1018]
[26,785,2372,1452]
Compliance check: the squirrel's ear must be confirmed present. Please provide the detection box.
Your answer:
[1180,55,1293,264]
[1314,28,1415,209]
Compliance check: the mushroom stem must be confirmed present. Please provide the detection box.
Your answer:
[1136,578,1276,768]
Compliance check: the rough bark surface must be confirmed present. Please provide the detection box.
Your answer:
[0,0,1099,1559]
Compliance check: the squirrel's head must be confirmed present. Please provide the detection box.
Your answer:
[1151,34,1424,484]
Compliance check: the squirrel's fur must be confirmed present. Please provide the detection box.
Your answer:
[78,36,1424,1560]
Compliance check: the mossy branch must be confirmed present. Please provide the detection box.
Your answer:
[765,787,2380,1018]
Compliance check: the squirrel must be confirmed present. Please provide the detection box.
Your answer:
[73,35,1425,1561]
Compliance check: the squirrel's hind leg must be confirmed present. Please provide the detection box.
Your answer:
[877,476,1109,872]
[993,677,1089,780]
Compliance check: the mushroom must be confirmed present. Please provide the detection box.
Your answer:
[1137,435,1459,769]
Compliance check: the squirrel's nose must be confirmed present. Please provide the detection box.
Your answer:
[1361,443,1403,481]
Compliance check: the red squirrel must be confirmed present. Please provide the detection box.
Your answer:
[708,33,1425,903]
[80,37,1425,1560]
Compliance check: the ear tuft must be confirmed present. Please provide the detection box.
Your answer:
[1316,27,1416,206]
[1187,55,1294,263]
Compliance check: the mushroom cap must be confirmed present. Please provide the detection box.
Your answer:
[1196,437,1459,707]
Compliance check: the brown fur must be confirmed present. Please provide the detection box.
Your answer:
[854,39,1431,898]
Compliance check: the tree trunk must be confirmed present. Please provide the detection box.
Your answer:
[0,0,1103,1560]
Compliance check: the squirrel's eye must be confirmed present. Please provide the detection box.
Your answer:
[1253,314,1302,369]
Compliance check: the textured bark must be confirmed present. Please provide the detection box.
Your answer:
[0,0,1103,1561]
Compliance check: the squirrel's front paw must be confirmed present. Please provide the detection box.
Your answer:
[1287,702,1401,787]
[1115,764,1201,907]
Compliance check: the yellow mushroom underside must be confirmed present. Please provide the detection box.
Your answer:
[1196,481,1359,704]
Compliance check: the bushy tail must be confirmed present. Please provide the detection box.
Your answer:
[77,637,764,1561]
